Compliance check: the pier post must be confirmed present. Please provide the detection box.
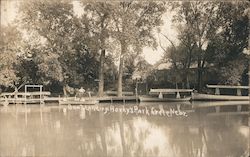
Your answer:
[40,86,42,106]
[135,83,138,104]
[237,105,242,112]
[236,89,242,96]
[215,88,220,95]
[176,92,180,99]
[158,92,163,99]
[215,106,220,113]
[59,95,61,106]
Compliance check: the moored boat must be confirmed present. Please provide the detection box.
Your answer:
[192,85,249,101]
[139,96,191,102]
[59,98,98,105]
[192,93,249,101]
[140,88,193,102]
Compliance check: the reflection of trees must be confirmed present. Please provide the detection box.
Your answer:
[0,106,248,157]
[119,112,127,157]
[167,121,204,157]
[204,116,248,157]
[126,118,151,157]
[166,114,248,157]
[117,113,170,157]
[147,112,248,157]
[99,111,107,157]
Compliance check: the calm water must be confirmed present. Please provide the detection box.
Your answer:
[0,102,249,157]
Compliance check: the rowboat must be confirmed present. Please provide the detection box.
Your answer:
[59,98,98,105]
[139,96,191,102]
[192,93,249,101]
[192,85,249,101]
[0,98,9,106]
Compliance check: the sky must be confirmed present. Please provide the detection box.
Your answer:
[1,0,178,65]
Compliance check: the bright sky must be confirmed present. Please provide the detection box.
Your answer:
[1,0,178,65]
[143,11,178,65]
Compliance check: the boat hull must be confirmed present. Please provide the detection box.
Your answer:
[139,96,191,102]
[59,100,98,105]
[192,93,249,101]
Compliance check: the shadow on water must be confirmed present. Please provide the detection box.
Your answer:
[0,101,248,157]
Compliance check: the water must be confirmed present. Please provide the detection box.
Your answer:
[0,102,249,157]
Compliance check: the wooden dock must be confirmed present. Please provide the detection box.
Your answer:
[97,96,139,103]
[46,96,139,103]
[0,96,140,106]
[192,85,249,101]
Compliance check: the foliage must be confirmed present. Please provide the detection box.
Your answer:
[107,1,166,96]
[2,0,249,94]
[81,1,112,96]
[0,25,21,88]
[207,2,250,85]
[163,1,249,89]
[219,59,247,85]
[18,0,100,92]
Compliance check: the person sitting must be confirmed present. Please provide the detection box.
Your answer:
[78,87,85,101]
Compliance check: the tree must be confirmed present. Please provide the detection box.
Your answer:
[0,25,21,89]
[19,0,75,91]
[209,2,250,85]
[108,1,166,96]
[19,0,100,95]
[159,31,198,89]
[83,2,112,97]
[171,2,223,91]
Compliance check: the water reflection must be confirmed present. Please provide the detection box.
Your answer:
[0,102,248,157]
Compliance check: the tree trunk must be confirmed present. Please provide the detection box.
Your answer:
[98,50,105,97]
[197,46,203,92]
[186,75,190,89]
[0,0,1,36]
[117,56,124,97]
[248,13,250,153]
[63,85,67,97]
[98,14,107,97]
[117,41,126,97]
[197,67,203,92]
[248,61,250,134]
[248,62,250,88]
